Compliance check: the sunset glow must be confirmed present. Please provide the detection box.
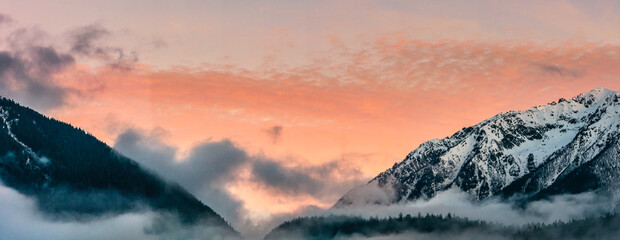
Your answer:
[2,0,620,237]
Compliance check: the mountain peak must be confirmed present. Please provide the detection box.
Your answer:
[570,87,616,107]
[587,87,614,95]
[335,88,620,207]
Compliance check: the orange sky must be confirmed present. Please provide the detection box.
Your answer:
[47,40,620,216]
[2,0,620,236]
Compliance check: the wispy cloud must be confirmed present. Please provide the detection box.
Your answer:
[0,14,139,111]
[0,31,75,110]
[68,24,138,70]
[265,125,283,143]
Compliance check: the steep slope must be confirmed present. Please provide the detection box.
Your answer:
[0,97,239,237]
[335,88,620,207]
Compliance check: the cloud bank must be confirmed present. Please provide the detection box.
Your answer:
[328,189,619,226]
[0,184,234,240]
[112,127,367,238]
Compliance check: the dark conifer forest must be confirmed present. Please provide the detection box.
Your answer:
[0,97,239,237]
[265,212,620,240]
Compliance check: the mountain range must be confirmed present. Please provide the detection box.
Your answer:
[1,88,619,239]
[335,88,620,207]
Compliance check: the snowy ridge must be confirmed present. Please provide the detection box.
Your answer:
[1,107,38,163]
[335,88,620,207]
[0,105,51,183]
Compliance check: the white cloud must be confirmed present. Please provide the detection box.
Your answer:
[328,188,617,225]
[0,184,234,240]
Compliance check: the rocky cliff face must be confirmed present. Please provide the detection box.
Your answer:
[335,88,620,207]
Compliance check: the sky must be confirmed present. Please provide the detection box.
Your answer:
[1,0,620,237]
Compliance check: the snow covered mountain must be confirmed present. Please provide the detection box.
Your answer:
[335,88,620,207]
